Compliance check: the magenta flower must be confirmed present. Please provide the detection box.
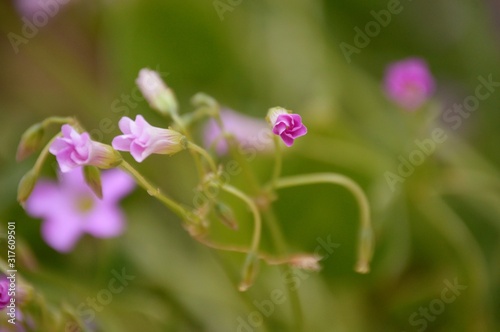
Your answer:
[0,278,10,310]
[203,109,273,155]
[384,58,435,111]
[112,115,185,162]
[267,107,307,147]
[25,168,135,253]
[49,125,120,173]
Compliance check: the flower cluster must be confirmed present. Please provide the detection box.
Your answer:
[17,66,377,299]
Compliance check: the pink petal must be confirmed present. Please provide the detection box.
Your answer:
[41,212,83,253]
[84,205,125,237]
[130,142,148,162]
[101,169,135,201]
[61,124,73,138]
[280,133,294,147]
[118,117,134,135]
[112,135,132,151]
[25,181,62,217]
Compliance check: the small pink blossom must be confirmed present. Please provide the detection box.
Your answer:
[0,277,10,310]
[25,168,135,253]
[49,125,120,173]
[203,109,273,155]
[136,68,177,115]
[267,107,307,147]
[384,58,435,111]
[112,115,185,162]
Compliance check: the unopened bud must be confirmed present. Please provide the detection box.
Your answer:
[83,166,103,199]
[136,68,178,116]
[355,228,374,274]
[288,254,322,271]
[239,253,259,292]
[215,202,238,230]
[17,169,38,204]
[16,123,44,161]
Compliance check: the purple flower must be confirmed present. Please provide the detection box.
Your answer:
[267,107,307,147]
[203,109,273,155]
[25,168,135,253]
[0,278,10,310]
[112,115,185,162]
[384,58,435,111]
[49,125,120,173]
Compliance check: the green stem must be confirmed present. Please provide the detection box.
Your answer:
[269,135,283,191]
[188,142,218,174]
[272,173,373,273]
[41,116,76,128]
[221,184,262,255]
[33,135,59,174]
[263,209,304,332]
[119,161,189,219]
[170,112,205,179]
[415,194,492,330]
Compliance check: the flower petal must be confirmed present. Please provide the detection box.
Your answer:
[41,212,83,253]
[84,205,125,237]
[25,180,62,217]
[101,169,135,201]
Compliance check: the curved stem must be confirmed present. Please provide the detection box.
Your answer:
[193,235,313,266]
[415,194,493,330]
[187,142,218,174]
[34,135,59,174]
[272,173,374,273]
[119,161,189,219]
[220,184,262,256]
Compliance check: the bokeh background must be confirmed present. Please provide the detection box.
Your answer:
[1,0,499,331]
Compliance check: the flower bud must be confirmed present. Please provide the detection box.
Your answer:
[16,123,44,161]
[288,254,321,271]
[83,165,103,199]
[266,107,307,147]
[215,202,238,230]
[136,68,178,116]
[17,169,38,204]
[239,253,259,292]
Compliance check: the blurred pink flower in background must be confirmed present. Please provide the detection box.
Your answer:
[384,57,435,111]
[14,0,71,18]
[0,277,10,310]
[203,109,273,155]
[25,168,135,253]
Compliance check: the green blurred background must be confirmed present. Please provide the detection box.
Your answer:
[1,0,499,331]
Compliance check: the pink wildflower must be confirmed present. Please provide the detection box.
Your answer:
[112,115,185,162]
